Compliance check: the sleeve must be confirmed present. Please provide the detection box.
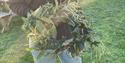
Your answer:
[8,0,31,16]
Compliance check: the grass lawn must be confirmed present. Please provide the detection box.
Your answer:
[83,0,125,63]
[0,0,125,63]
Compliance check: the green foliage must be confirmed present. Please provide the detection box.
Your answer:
[22,2,99,58]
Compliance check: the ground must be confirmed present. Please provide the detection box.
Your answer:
[0,0,125,63]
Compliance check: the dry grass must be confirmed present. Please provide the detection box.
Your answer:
[80,0,95,6]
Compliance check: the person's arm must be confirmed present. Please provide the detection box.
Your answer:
[8,0,32,16]
[9,3,30,16]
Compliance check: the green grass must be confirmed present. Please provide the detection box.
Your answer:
[83,0,125,63]
[0,0,125,63]
[0,19,33,63]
